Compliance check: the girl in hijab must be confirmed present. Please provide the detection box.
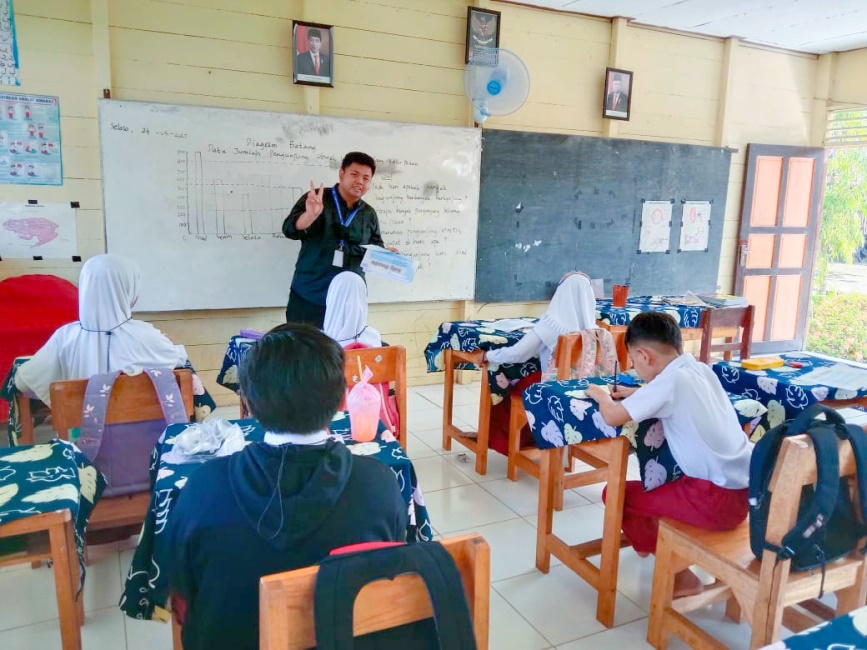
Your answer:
[322,271,382,349]
[15,255,202,409]
[485,271,598,372]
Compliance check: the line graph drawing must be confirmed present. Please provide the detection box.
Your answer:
[178,151,305,236]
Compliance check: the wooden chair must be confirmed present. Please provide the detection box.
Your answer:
[49,369,194,538]
[259,534,491,650]
[507,330,629,510]
[648,434,867,649]
[442,348,492,475]
[344,346,408,449]
[0,510,84,649]
[698,305,754,364]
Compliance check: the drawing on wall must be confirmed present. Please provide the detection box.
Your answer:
[679,200,711,252]
[638,200,673,253]
[0,201,77,258]
[0,92,62,185]
[0,0,20,87]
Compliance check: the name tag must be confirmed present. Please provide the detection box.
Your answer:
[332,249,344,268]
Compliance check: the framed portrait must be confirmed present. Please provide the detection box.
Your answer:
[293,21,334,88]
[466,7,501,64]
[602,67,633,121]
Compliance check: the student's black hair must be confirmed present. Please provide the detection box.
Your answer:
[625,311,683,354]
[239,323,346,434]
[341,151,376,176]
[307,28,322,39]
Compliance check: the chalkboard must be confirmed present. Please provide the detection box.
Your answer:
[475,129,733,302]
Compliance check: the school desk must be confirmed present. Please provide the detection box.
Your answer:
[714,351,867,423]
[521,376,771,628]
[215,334,257,393]
[760,604,867,649]
[120,413,433,622]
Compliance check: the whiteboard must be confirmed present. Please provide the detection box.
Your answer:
[98,100,481,312]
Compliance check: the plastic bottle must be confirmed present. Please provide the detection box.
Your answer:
[347,366,381,443]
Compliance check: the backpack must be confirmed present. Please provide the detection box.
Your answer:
[77,368,188,497]
[313,542,477,649]
[748,404,867,574]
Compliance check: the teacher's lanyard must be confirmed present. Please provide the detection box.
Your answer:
[332,187,360,251]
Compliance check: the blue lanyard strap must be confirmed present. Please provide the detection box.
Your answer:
[332,186,361,229]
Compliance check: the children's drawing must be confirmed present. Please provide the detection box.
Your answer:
[679,201,711,251]
[638,200,672,253]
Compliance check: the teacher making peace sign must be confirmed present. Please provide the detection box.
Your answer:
[283,151,388,326]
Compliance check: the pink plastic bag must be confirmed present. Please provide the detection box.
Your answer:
[347,367,381,442]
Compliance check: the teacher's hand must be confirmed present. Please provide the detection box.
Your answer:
[305,181,325,220]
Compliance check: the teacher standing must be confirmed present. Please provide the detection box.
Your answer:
[283,152,385,326]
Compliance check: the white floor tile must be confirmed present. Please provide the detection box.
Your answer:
[494,565,646,646]
[601,547,655,612]
[407,388,438,412]
[405,433,440,459]
[489,587,552,650]
[556,618,654,649]
[408,407,445,434]
[522,503,608,548]
[441,448,510,483]
[452,403,481,429]
[413,383,480,409]
[0,606,126,650]
[412,383,447,407]
[209,404,241,420]
[409,429,448,455]
[572,481,606,504]
[423,484,517,534]
[451,517,558,582]
[125,613,174,650]
[411,455,475,492]
[484,475,591,517]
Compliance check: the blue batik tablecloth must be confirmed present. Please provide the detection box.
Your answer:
[0,439,106,590]
[120,412,432,621]
[595,296,704,328]
[764,605,867,649]
[522,377,770,491]
[714,352,867,426]
[423,319,542,404]
[216,335,257,393]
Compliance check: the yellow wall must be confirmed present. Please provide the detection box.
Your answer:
[4,0,846,406]
[832,47,867,106]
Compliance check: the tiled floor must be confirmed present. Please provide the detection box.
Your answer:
[0,382,766,649]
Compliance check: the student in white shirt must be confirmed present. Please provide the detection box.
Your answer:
[586,311,752,597]
[322,271,382,349]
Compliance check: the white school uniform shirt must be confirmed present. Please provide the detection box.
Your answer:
[621,353,753,489]
[485,273,597,372]
[15,254,187,406]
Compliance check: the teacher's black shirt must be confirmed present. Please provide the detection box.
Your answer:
[283,185,384,306]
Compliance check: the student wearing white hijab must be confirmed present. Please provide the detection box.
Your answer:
[322,271,382,348]
[15,254,188,406]
[485,271,597,372]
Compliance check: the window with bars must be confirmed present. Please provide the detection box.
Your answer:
[826,108,867,147]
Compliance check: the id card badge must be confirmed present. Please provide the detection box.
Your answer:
[332,249,344,268]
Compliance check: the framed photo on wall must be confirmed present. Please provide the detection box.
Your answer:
[466,7,501,64]
[293,21,334,87]
[603,67,632,121]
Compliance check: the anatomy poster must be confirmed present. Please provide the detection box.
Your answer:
[0,92,63,185]
[679,201,711,252]
[0,201,77,257]
[638,200,672,253]
[0,0,19,87]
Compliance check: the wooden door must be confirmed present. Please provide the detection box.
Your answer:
[735,144,825,354]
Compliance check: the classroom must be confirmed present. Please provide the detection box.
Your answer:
[2,0,867,648]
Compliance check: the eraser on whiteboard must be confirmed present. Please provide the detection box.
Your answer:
[32,255,43,261]
[72,256,82,262]
[28,199,37,205]
[70,201,80,208]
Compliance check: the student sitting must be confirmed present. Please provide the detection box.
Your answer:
[481,272,605,455]
[168,324,407,650]
[322,270,382,349]
[586,311,752,597]
[15,254,214,417]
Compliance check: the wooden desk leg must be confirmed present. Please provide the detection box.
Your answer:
[596,437,629,628]
[475,380,491,476]
[536,447,557,573]
[442,352,456,452]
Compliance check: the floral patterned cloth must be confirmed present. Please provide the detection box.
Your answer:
[595,296,704,328]
[216,335,257,393]
[0,439,106,591]
[522,377,770,491]
[713,352,867,430]
[120,412,432,621]
[764,605,867,649]
[1,357,217,446]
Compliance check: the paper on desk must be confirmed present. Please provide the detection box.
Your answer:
[487,318,535,333]
[790,363,867,392]
[835,407,867,427]
[360,246,417,284]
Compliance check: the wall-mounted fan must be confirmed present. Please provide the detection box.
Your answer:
[464,48,530,125]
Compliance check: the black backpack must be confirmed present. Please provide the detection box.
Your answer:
[749,404,867,575]
[313,541,477,649]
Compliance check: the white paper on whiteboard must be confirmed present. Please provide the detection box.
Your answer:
[679,201,711,252]
[0,201,77,258]
[639,200,672,253]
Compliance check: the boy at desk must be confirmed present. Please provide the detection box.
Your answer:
[168,324,407,650]
[586,312,753,596]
